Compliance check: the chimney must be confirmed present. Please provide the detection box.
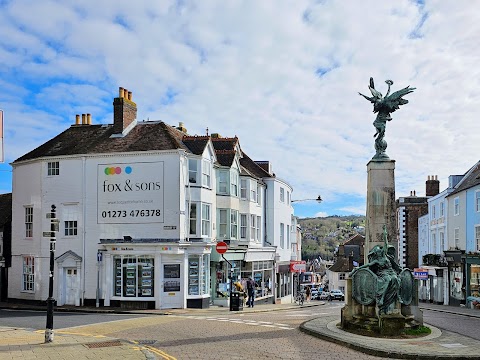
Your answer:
[87,113,92,125]
[176,122,187,133]
[426,175,440,197]
[82,114,86,125]
[75,114,80,125]
[113,87,137,134]
[210,133,221,138]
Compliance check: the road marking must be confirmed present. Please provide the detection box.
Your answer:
[145,345,177,360]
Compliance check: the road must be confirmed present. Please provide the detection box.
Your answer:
[1,303,478,359]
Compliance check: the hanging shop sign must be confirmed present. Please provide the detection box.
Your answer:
[290,260,306,273]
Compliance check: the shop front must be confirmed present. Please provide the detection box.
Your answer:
[444,249,465,306]
[211,247,275,307]
[463,253,480,304]
[101,242,211,310]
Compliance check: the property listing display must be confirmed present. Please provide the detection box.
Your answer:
[163,264,181,292]
[188,255,209,295]
[114,256,154,297]
[97,161,164,224]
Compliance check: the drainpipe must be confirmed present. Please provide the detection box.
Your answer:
[82,156,86,305]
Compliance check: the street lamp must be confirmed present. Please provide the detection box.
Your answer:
[291,195,322,203]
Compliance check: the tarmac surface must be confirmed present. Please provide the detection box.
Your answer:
[0,300,479,359]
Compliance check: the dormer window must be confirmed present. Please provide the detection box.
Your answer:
[48,161,59,176]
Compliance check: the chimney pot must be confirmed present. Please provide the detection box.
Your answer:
[87,113,91,125]
[414,190,416,196]
[127,91,132,100]
[123,88,128,98]
[82,114,86,125]
[75,114,80,125]
[119,87,124,98]
[428,175,430,180]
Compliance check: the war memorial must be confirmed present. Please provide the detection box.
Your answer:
[340,78,422,336]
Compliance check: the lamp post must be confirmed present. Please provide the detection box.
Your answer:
[291,195,323,203]
[45,204,57,343]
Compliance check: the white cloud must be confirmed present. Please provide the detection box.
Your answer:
[1,1,479,216]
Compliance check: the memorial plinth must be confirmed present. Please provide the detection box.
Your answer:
[365,159,396,263]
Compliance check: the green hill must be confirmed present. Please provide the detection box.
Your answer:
[298,215,366,261]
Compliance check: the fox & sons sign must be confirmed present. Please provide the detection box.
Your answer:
[97,161,164,224]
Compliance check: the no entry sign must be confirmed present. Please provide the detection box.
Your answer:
[216,241,228,254]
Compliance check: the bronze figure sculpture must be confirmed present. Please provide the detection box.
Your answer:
[359,78,415,160]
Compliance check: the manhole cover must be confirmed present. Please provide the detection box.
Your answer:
[85,340,123,348]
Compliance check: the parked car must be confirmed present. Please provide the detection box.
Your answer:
[318,291,330,300]
[330,289,345,301]
[311,288,319,300]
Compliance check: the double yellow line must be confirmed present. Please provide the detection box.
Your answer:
[144,345,177,360]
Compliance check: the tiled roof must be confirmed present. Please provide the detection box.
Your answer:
[182,136,210,155]
[447,161,480,197]
[14,122,191,163]
[239,152,273,179]
[211,137,238,151]
[328,257,351,272]
[343,233,365,246]
[0,193,12,227]
[215,150,236,167]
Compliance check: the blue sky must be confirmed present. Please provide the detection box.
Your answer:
[1,1,480,219]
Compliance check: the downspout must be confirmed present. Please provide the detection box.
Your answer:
[82,156,86,305]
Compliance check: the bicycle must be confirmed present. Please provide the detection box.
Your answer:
[295,291,305,306]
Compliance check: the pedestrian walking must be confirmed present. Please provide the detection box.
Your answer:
[305,286,311,302]
[246,277,255,308]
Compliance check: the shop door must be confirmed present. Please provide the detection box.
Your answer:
[65,268,78,305]
[161,264,182,309]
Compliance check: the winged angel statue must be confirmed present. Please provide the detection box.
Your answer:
[359,78,415,160]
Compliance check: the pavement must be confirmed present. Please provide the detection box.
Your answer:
[0,300,480,359]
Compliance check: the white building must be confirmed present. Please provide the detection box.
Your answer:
[8,87,295,309]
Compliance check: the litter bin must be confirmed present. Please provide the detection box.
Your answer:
[230,291,243,311]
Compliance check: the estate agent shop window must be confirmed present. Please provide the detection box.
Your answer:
[114,255,154,297]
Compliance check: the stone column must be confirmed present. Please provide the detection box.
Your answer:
[365,159,396,263]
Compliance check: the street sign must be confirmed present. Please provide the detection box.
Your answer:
[290,260,306,273]
[216,241,228,254]
[414,268,429,280]
[50,218,60,223]
[43,231,56,237]
[97,252,103,262]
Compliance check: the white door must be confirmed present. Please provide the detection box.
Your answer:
[65,268,78,305]
[161,263,182,309]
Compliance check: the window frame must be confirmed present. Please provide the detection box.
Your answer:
[240,214,247,239]
[230,210,238,239]
[25,206,33,238]
[219,209,228,239]
[476,225,480,252]
[454,197,459,216]
[22,255,35,292]
[454,227,460,249]
[202,160,211,188]
[230,172,238,197]
[280,187,285,202]
[218,171,228,194]
[280,222,285,248]
[476,191,480,212]
[201,203,211,237]
[64,220,78,236]
[47,161,59,176]
[250,215,256,241]
[440,201,444,217]
[189,202,198,236]
[188,159,198,184]
[240,179,248,199]
[256,215,261,241]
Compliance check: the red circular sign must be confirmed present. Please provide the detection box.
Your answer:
[216,241,228,254]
